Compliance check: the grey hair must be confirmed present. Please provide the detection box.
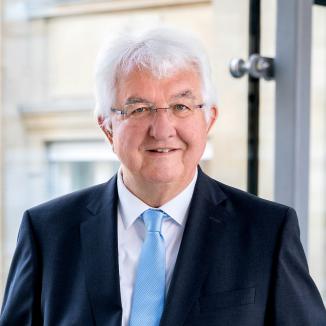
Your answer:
[94,27,217,128]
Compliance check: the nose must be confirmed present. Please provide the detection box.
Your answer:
[148,109,177,140]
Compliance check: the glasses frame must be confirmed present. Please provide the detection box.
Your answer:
[110,103,206,120]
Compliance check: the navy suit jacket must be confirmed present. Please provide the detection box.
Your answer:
[1,169,326,325]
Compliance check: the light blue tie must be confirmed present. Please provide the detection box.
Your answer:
[129,209,166,326]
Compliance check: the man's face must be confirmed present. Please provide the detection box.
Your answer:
[101,67,217,190]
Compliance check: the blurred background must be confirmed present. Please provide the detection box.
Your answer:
[0,0,325,303]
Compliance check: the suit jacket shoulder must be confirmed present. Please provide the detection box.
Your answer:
[196,171,292,232]
[26,174,118,234]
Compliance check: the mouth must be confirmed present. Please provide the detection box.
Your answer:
[146,148,178,153]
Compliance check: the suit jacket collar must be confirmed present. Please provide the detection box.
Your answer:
[80,167,229,326]
[80,175,123,325]
[161,167,229,326]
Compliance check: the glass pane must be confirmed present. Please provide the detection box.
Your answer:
[47,141,120,198]
[208,0,249,190]
[308,4,326,302]
[259,0,276,200]
[1,0,250,295]
[48,161,120,198]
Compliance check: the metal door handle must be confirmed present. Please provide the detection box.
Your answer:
[230,54,274,80]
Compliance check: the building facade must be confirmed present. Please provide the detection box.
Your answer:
[1,0,325,302]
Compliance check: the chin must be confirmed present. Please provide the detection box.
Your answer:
[143,168,187,185]
[145,173,178,184]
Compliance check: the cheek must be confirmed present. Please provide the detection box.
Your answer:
[112,123,144,155]
[181,121,209,149]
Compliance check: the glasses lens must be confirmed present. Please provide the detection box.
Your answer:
[120,102,200,120]
[125,104,152,119]
[171,103,193,118]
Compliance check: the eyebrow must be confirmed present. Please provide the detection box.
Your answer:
[124,90,196,105]
[125,97,151,105]
[170,90,196,100]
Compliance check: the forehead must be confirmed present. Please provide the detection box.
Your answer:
[115,67,202,103]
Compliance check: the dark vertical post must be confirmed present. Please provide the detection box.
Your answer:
[247,0,260,195]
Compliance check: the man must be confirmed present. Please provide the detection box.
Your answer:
[1,27,325,326]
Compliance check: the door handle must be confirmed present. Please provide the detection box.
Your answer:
[229,54,274,80]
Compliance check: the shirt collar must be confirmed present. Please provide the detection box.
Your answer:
[117,168,198,229]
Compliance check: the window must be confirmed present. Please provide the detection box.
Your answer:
[47,141,120,198]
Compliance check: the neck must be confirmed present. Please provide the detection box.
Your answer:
[121,170,196,208]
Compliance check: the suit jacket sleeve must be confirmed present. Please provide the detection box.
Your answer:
[0,211,42,325]
[267,207,326,325]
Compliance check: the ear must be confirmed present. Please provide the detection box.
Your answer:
[97,116,113,145]
[206,106,218,133]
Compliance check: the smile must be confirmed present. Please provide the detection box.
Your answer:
[148,148,176,153]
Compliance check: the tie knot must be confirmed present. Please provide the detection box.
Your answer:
[142,209,166,232]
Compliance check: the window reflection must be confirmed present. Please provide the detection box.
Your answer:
[309,4,326,302]
[47,141,120,198]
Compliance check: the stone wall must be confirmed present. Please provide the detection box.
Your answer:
[0,0,325,301]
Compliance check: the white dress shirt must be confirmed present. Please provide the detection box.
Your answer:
[117,169,198,326]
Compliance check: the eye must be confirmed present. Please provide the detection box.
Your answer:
[133,107,146,113]
[173,104,191,112]
[129,106,151,116]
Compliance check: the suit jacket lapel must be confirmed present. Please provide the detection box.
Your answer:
[161,168,229,326]
[80,175,122,326]
[79,169,229,326]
